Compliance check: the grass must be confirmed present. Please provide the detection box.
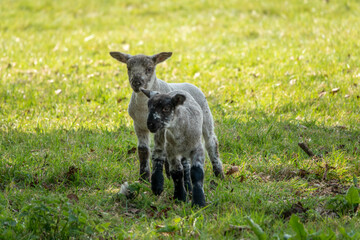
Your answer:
[1,0,360,239]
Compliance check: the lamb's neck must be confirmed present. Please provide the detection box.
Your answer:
[148,74,162,91]
[166,117,182,136]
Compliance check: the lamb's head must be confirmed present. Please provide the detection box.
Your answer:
[109,52,172,92]
[141,88,186,133]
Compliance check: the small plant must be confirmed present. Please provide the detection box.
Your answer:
[339,227,360,240]
[19,196,96,239]
[284,215,335,240]
[245,215,357,240]
[1,195,110,240]
[0,192,23,239]
[326,177,360,215]
[246,217,267,240]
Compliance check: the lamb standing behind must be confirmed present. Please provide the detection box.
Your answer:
[141,88,206,207]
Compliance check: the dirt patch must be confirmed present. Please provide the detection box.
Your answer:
[127,147,137,154]
[309,179,347,197]
[281,201,308,219]
[67,193,79,203]
[65,166,80,182]
[147,206,172,218]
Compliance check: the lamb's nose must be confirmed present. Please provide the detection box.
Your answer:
[134,81,141,87]
[147,122,157,132]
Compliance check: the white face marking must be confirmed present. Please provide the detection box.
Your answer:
[164,111,176,128]
[153,112,161,120]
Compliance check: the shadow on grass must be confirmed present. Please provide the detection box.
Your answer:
[1,114,359,190]
[217,114,360,156]
[215,111,360,182]
[0,126,138,190]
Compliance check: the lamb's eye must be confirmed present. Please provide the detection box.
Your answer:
[162,106,171,113]
[146,68,152,74]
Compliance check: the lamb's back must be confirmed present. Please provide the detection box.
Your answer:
[157,80,208,110]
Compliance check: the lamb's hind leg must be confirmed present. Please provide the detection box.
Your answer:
[190,146,206,207]
[134,125,150,182]
[181,157,192,194]
[151,130,167,195]
[202,111,224,178]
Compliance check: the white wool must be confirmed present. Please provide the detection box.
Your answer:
[119,182,129,196]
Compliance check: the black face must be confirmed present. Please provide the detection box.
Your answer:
[126,56,155,92]
[147,95,174,133]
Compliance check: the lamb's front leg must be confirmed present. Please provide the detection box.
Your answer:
[134,124,150,182]
[169,157,186,202]
[151,130,166,195]
[190,147,206,207]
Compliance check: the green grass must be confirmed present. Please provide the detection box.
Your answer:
[1,0,360,239]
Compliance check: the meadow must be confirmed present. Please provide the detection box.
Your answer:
[1,0,360,239]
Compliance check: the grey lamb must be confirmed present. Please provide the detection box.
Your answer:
[141,88,206,207]
[109,51,224,196]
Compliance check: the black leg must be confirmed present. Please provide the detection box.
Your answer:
[181,158,192,194]
[191,166,206,207]
[138,146,150,181]
[171,170,186,202]
[151,159,164,195]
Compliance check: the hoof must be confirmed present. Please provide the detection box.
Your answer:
[174,193,187,203]
[152,185,164,196]
[192,191,206,208]
[214,169,225,179]
[192,201,206,208]
[151,170,164,196]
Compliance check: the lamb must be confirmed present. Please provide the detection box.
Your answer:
[141,88,206,207]
[109,51,224,195]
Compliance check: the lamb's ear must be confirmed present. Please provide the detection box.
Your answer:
[140,88,159,98]
[171,94,186,106]
[109,52,131,63]
[151,52,172,65]
[140,88,152,98]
